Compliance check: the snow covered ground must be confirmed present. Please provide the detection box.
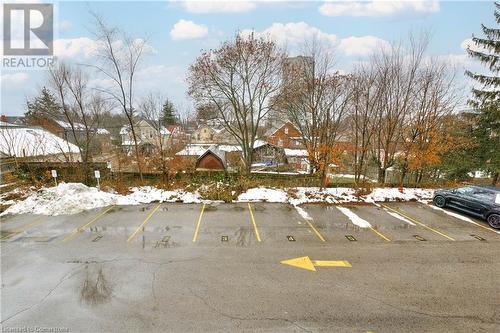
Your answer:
[0,183,434,216]
[1,183,201,216]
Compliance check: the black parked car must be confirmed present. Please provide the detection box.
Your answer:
[433,185,500,229]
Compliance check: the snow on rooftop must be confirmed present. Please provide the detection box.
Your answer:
[0,121,18,127]
[0,126,80,157]
[119,125,130,135]
[54,120,86,130]
[96,128,110,135]
[284,148,308,157]
[159,126,171,135]
[176,145,209,156]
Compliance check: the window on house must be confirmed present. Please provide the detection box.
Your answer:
[284,127,289,134]
[278,139,283,147]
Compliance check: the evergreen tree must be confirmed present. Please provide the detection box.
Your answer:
[465,2,500,185]
[25,87,61,119]
[161,99,177,126]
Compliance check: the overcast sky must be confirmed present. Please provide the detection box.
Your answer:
[1,0,495,116]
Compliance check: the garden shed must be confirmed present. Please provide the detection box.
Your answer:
[195,145,226,171]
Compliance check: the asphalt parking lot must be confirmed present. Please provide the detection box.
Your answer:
[1,202,499,332]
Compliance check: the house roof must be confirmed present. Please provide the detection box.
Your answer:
[120,119,171,136]
[264,120,298,137]
[176,141,268,157]
[196,145,226,170]
[54,120,86,130]
[0,126,80,157]
[1,116,26,125]
[175,145,208,156]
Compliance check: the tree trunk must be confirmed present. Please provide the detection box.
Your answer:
[377,167,386,184]
[492,171,499,186]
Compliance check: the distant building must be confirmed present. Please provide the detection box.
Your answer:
[120,119,170,154]
[0,115,27,126]
[251,143,287,168]
[195,145,226,171]
[265,121,303,148]
[191,124,237,144]
[191,125,216,144]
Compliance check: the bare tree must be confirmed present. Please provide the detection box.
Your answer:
[48,62,106,184]
[397,59,459,184]
[277,39,352,185]
[348,64,380,183]
[187,33,286,172]
[89,13,147,180]
[370,33,429,184]
[140,93,170,180]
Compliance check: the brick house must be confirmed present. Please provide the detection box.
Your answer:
[265,121,303,149]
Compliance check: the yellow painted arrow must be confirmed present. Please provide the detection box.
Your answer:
[280,256,352,271]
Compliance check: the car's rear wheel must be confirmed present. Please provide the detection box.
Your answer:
[433,195,446,208]
[487,214,500,230]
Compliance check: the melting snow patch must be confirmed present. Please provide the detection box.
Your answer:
[294,206,312,220]
[383,209,415,226]
[336,206,371,228]
[425,203,500,234]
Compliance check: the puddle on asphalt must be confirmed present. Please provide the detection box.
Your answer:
[235,227,251,247]
[154,235,179,248]
[253,204,266,212]
[1,230,17,239]
[204,205,218,212]
[80,265,113,306]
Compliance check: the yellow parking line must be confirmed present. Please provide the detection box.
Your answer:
[304,219,326,242]
[381,204,455,241]
[368,226,391,242]
[192,203,206,242]
[127,203,162,242]
[465,220,500,235]
[1,216,46,240]
[13,216,45,233]
[247,203,261,242]
[62,205,115,242]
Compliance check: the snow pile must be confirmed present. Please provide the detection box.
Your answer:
[288,187,358,205]
[1,183,201,216]
[364,188,434,203]
[236,187,433,205]
[237,187,288,203]
[2,183,435,216]
[118,186,201,204]
[3,183,118,215]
